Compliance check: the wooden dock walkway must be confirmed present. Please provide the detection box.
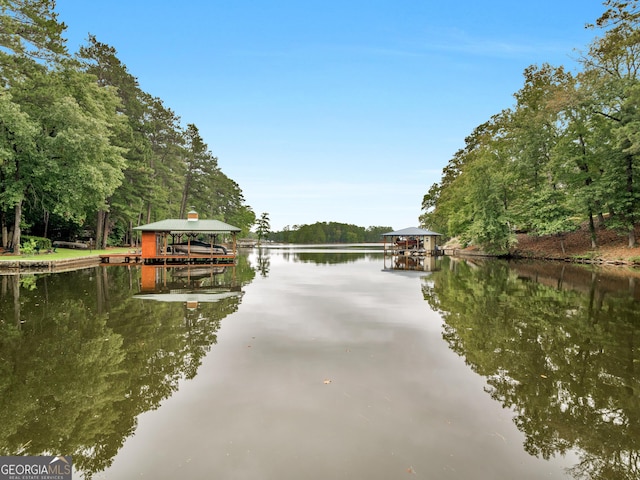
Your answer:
[99,252,236,265]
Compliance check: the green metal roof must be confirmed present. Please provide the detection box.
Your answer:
[134,218,241,233]
[381,227,441,237]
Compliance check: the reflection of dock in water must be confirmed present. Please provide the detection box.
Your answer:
[138,264,242,308]
[141,265,236,289]
[383,254,440,272]
[170,265,227,279]
[135,289,242,304]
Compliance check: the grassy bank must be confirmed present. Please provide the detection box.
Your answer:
[0,247,131,262]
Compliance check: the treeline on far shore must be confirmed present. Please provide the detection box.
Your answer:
[267,222,393,244]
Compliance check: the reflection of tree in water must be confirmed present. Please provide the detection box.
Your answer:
[0,261,255,478]
[422,258,640,480]
[256,248,270,277]
[284,251,383,265]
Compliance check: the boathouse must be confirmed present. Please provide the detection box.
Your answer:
[381,227,442,256]
[136,210,240,264]
[102,210,241,265]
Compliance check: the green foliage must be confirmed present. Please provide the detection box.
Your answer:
[18,275,36,290]
[18,238,37,255]
[255,212,270,243]
[269,222,392,244]
[226,205,256,237]
[0,0,67,84]
[422,3,640,250]
[365,225,394,239]
[520,189,578,237]
[0,264,255,477]
[0,8,253,251]
[21,235,51,251]
[423,257,640,478]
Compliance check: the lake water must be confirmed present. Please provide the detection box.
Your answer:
[0,249,638,479]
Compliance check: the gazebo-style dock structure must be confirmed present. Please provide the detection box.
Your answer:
[381,227,443,271]
[381,227,442,257]
[100,210,241,265]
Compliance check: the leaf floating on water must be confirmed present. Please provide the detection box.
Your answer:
[323,379,331,384]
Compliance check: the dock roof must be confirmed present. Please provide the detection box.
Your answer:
[381,227,441,237]
[134,218,241,233]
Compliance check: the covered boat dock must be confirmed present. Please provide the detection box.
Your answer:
[381,227,443,257]
[100,210,241,265]
[381,227,444,271]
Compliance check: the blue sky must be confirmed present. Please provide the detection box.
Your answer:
[56,1,605,231]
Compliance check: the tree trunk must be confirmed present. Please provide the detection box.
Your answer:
[128,219,134,247]
[96,266,109,316]
[12,200,22,255]
[43,210,50,239]
[588,210,597,249]
[180,188,188,219]
[625,152,636,248]
[96,210,105,249]
[1,211,6,248]
[12,274,21,327]
[180,173,192,219]
[101,211,110,249]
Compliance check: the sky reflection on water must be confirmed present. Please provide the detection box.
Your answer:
[95,253,577,479]
[1,252,638,479]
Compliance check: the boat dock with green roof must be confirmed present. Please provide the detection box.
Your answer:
[100,210,241,265]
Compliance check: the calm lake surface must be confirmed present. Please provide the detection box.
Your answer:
[1,249,639,479]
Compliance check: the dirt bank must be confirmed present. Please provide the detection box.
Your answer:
[512,223,640,265]
[452,223,640,269]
